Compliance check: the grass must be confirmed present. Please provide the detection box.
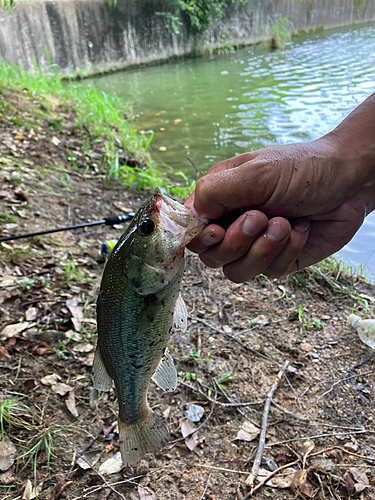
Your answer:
[0,60,193,197]
[0,395,76,483]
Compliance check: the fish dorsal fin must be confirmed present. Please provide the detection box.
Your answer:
[174,292,187,333]
[92,346,113,392]
[151,348,177,392]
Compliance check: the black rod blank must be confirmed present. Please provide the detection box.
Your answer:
[0,213,135,243]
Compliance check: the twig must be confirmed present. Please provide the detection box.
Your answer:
[200,473,212,499]
[192,317,280,367]
[199,464,250,475]
[271,400,309,421]
[316,369,375,403]
[179,379,263,407]
[266,430,373,447]
[215,380,260,428]
[245,361,289,488]
[248,355,256,390]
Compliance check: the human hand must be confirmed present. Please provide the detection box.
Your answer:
[186,136,370,282]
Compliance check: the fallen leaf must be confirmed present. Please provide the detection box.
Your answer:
[158,146,167,151]
[174,118,182,124]
[234,421,260,442]
[66,391,78,417]
[41,373,61,386]
[34,347,55,356]
[25,307,37,321]
[77,451,101,470]
[184,403,205,422]
[52,383,73,396]
[1,321,30,340]
[160,127,165,131]
[0,436,17,471]
[22,479,32,500]
[113,202,133,213]
[0,347,11,362]
[72,342,94,353]
[257,467,297,488]
[138,485,157,500]
[274,453,297,465]
[99,452,123,474]
[51,136,60,146]
[181,419,199,451]
[66,298,83,331]
[348,467,369,493]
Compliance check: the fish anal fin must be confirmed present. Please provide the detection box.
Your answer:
[151,348,177,392]
[174,292,187,333]
[119,411,169,467]
[92,346,113,392]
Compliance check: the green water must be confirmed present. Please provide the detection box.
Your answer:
[86,23,375,176]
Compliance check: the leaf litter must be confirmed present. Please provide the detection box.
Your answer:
[1,90,375,500]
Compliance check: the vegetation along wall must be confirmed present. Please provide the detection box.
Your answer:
[0,0,374,74]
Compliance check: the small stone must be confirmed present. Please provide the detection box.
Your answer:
[300,343,313,352]
[222,325,232,334]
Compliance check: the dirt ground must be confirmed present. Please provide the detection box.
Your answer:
[1,93,375,500]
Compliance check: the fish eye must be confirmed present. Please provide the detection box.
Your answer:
[140,219,155,236]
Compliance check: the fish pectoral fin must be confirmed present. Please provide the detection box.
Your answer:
[151,348,177,392]
[92,346,113,392]
[174,292,187,333]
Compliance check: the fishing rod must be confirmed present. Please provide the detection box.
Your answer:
[0,213,135,243]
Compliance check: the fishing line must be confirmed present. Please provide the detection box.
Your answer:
[0,213,135,243]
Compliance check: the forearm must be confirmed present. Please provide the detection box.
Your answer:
[326,92,375,213]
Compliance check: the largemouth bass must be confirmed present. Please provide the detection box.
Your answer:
[92,188,207,467]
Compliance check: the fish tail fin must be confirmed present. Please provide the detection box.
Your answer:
[118,411,169,467]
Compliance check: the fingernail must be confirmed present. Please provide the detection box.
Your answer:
[293,219,310,233]
[265,221,288,242]
[242,214,265,238]
[201,231,218,247]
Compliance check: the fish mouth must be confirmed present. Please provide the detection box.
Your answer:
[154,188,208,228]
[152,188,208,244]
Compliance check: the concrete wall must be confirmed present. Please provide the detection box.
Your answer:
[0,0,374,74]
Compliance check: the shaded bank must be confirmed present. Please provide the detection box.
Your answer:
[0,0,375,75]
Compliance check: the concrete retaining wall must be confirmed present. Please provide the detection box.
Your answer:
[0,0,374,74]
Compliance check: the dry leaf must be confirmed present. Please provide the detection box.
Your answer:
[66,298,83,331]
[291,470,307,490]
[25,307,37,321]
[0,436,16,471]
[52,383,73,396]
[77,451,101,470]
[301,440,315,458]
[1,321,30,340]
[99,452,123,474]
[234,421,260,442]
[138,485,157,500]
[66,391,78,417]
[113,202,133,213]
[22,479,32,500]
[41,373,61,386]
[256,467,297,488]
[348,467,369,493]
[181,419,198,451]
[174,118,182,124]
[51,136,60,146]
[72,342,94,353]
[0,347,11,362]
